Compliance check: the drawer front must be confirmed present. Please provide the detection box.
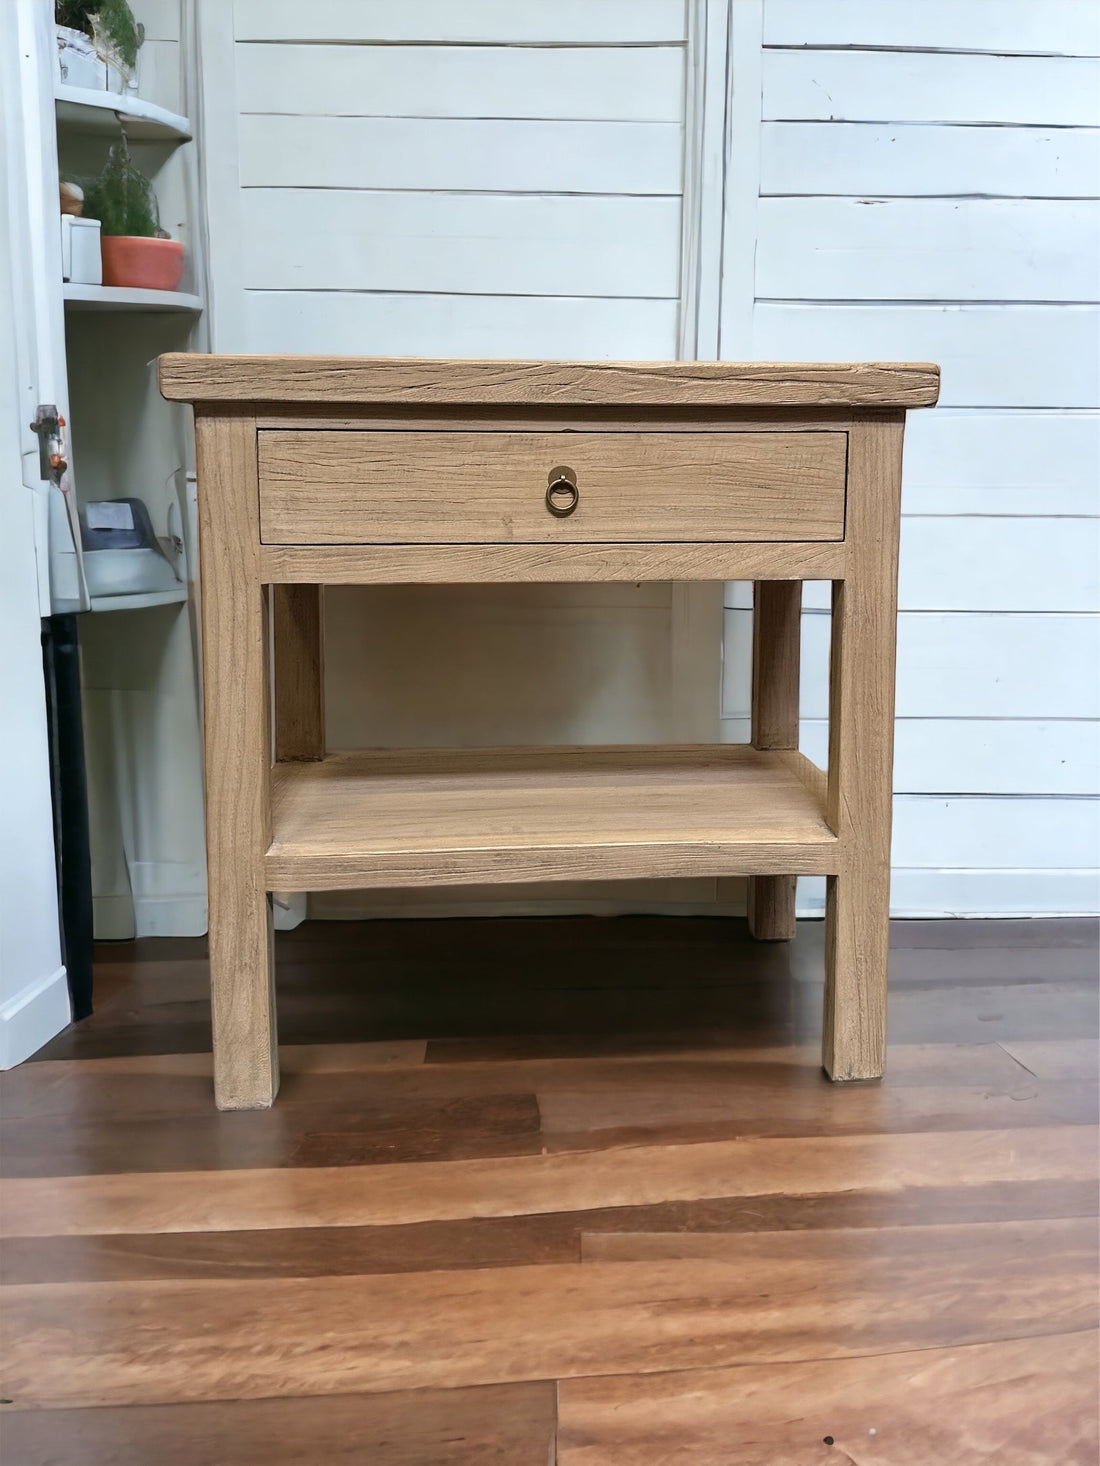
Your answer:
[258,430,847,545]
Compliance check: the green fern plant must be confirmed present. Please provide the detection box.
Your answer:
[80,139,160,237]
[56,0,143,72]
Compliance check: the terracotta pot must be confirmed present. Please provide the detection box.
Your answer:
[100,236,184,291]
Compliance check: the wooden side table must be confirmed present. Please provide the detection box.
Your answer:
[159,356,939,1109]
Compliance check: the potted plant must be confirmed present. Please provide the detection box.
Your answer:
[56,1,143,92]
[81,140,184,291]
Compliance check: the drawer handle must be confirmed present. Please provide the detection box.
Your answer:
[545,465,579,518]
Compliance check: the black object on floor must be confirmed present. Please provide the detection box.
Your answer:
[41,612,94,1021]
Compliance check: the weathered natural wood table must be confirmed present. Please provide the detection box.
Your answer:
[159,356,939,1109]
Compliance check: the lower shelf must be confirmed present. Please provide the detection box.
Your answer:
[63,285,203,312]
[266,744,837,891]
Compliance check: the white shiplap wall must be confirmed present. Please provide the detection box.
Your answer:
[220,1,687,356]
[198,0,1099,919]
[207,0,729,920]
[720,0,1100,915]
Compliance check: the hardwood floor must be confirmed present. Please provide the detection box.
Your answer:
[1,916,1097,1463]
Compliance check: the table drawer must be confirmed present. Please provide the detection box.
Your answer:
[257,430,847,545]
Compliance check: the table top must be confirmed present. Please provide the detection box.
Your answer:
[158,355,940,410]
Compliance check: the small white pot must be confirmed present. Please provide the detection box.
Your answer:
[56,24,107,89]
[55,23,134,93]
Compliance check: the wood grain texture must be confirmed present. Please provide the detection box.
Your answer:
[3,1219,1094,1409]
[257,429,848,545]
[193,415,278,1110]
[0,1031,1056,1128]
[4,1059,1092,1181]
[5,1178,1095,1286]
[748,580,804,941]
[0,1381,558,1466]
[158,355,941,408]
[253,408,860,433]
[824,416,906,1080]
[265,746,838,891]
[2,920,1095,1459]
[557,1332,1100,1466]
[175,360,928,1096]
[4,1125,1093,1238]
[261,540,847,585]
[272,584,324,761]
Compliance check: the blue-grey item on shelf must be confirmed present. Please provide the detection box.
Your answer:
[79,497,180,597]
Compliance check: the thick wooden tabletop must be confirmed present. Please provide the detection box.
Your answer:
[158,355,940,409]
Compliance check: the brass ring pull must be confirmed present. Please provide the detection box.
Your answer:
[545,465,579,518]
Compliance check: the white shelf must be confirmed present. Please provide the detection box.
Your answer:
[55,85,191,142]
[63,284,203,313]
[90,585,188,613]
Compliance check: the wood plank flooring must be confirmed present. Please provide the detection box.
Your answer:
[1,916,1097,1463]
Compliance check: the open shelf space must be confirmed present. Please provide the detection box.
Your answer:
[63,284,202,313]
[266,744,837,891]
[55,85,191,141]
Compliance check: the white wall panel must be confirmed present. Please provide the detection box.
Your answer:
[237,115,683,194]
[723,611,1100,720]
[891,796,1099,872]
[234,0,687,44]
[133,0,180,41]
[897,518,1099,613]
[235,42,684,122]
[763,50,1100,127]
[756,199,1099,302]
[133,39,182,113]
[764,0,1100,57]
[242,289,679,357]
[761,123,1100,200]
[728,517,1100,611]
[752,303,1100,408]
[800,796,1100,914]
[240,190,682,297]
[885,869,1100,918]
[901,411,1100,516]
[324,584,676,749]
[793,720,1100,797]
[892,616,1100,721]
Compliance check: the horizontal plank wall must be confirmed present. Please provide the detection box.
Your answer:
[208,0,725,921]
[227,7,687,357]
[721,0,1100,916]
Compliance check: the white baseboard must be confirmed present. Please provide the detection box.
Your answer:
[133,896,208,937]
[888,868,1100,918]
[0,965,71,1068]
[798,870,1100,918]
[92,893,135,940]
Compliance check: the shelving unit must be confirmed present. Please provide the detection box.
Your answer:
[54,84,191,141]
[42,2,211,947]
[63,284,202,312]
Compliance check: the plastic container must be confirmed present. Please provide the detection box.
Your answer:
[100,236,184,291]
[61,216,103,284]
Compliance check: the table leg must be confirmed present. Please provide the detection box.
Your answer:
[196,414,279,1109]
[823,417,904,1080]
[274,584,325,761]
[747,579,801,939]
